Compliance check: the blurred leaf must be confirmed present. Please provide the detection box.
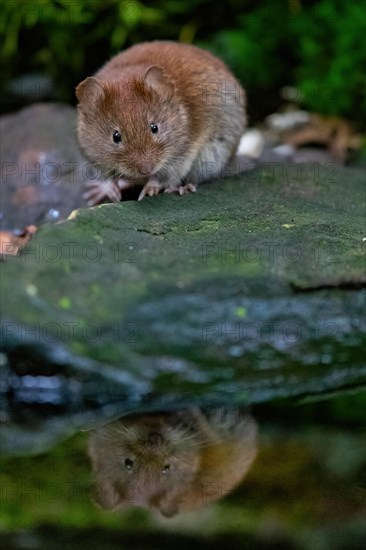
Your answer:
[111,25,128,51]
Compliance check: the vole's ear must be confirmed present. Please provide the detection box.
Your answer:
[144,65,173,98]
[76,77,105,104]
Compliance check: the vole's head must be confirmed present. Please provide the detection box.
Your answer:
[76,66,188,179]
[88,413,200,518]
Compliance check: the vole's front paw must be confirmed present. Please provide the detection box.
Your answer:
[138,178,162,201]
[84,178,133,206]
[84,179,122,206]
[164,183,197,195]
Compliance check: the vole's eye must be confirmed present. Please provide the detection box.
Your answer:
[124,458,134,471]
[162,464,170,475]
[113,130,122,143]
[150,123,158,134]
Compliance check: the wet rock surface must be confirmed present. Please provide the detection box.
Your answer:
[1,103,365,455]
[1,160,365,443]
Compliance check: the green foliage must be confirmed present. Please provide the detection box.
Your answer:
[294,0,366,119]
[205,0,366,121]
[0,0,365,122]
[201,2,295,119]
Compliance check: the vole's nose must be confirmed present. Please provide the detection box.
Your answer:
[147,432,164,447]
[135,159,154,175]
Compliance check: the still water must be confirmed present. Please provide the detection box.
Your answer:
[1,365,364,550]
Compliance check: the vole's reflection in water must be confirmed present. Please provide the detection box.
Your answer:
[88,407,257,518]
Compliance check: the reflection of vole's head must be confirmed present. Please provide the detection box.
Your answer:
[89,408,257,518]
[89,411,201,517]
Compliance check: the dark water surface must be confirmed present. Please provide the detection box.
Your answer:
[1,354,364,550]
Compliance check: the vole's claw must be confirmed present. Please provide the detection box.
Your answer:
[164,183,197,195]
[138,179,161,201]
[181,183,197,194]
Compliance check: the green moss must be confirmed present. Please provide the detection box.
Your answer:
[58,297,72,310]
[1,166,365,403]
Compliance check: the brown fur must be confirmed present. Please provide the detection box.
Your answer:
[76,41,246,200]
[88,408,257,518]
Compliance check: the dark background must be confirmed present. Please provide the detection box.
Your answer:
[1,0,365,125]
